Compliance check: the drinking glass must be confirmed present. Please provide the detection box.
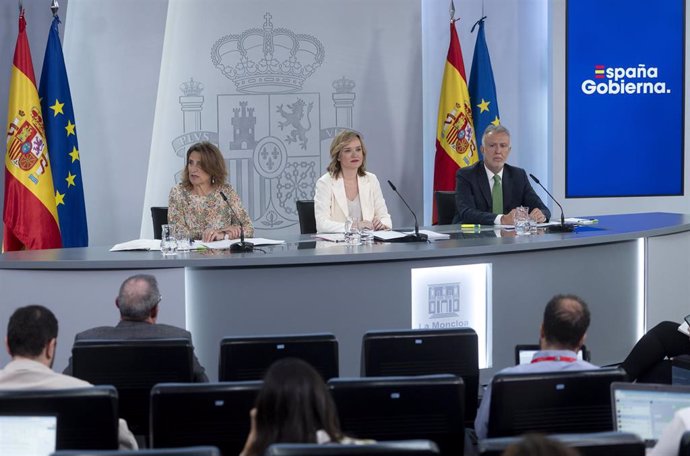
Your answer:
[160,224,178,255]
[344,216,361,245]
[514,206,530,235]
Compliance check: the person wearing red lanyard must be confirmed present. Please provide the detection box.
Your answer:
[474,294,598,440]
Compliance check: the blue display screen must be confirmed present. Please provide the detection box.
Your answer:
[566,0,685,197]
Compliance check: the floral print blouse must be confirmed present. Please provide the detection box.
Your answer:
[167,182,254,240]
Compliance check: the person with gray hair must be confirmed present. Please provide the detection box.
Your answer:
[453,124,550,225]
[64,274,208,382]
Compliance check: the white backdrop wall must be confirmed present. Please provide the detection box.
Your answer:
[0,0,688,246]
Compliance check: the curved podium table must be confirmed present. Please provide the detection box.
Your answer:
[1,212,688,381]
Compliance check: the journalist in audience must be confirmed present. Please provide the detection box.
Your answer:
[314,130,392,233]
[0,305,137,449]
[168,141,253,242]
[64,274,208,382]
[620,321,690,383]
[474,294,597,439]
[240,358,367,456]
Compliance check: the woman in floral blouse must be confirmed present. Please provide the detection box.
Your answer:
[168,141,253,241]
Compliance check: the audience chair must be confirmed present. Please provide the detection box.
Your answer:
[52,447,221,456]
[0,386,118,450]
[433,191,456,225]
[487,367,628,438]
[151,206,169,239]
[296,200,317,234]
[266,440,440,456]
[478,431,645,456]
[71,338,194,437]
[219,333,339,381]
[329,375,464,456]
[149,381,261,456]
[361,328,479,424]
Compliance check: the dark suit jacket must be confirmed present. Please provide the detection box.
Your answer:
[453,161,551,225]
[63,320,208,382]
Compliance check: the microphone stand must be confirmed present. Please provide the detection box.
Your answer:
[387,180,428,242]
[528,174,575,233]
[219,192,254,252]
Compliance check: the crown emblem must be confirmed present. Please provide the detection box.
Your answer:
[180,77,204,96]
[211,12,325,94]
[332,76,355,93]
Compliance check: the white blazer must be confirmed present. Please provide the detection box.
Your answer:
[314,172,392,233]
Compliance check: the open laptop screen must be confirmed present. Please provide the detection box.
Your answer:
[0,416,57,456]
[611,382,690,446]
[514,344,588,365]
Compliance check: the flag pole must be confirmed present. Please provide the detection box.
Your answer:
[449,0,455,22]
[50,0,59,16]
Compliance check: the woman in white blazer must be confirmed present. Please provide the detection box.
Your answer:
[314,130,392,233]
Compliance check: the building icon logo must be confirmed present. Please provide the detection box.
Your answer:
[427,283,461,319]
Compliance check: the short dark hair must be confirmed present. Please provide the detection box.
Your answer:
[502,433,581,456]
[7,305,58,357]
[117,274,161,321]
[542,294,590,350]
[245,358,343,456]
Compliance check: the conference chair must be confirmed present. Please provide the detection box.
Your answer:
[478,431,645,456]
[361,328,479,424]
[487,367,628,438]
[433,191,456,225]
[149,381,261,455]
[266,440,440,456]
[71,338,194,437]
[218,333,339,381]
[151,206,169,239]
[0,386,119,450]
[52,447,221,456]
[296,200,317,234]
[328,374,464,456]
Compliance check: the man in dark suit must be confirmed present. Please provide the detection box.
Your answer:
[453,125,550,225]
[64,274,208,382]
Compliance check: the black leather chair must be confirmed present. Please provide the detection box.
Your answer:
[0,386,119,450]
[487,367,628,437]
[52,447,221,456]
[151,206,169,239]
[267,440,440,456]
[434,191,456,225]
[680,430,690,456]
[71,338,194,436]
[478,431,645,456]
[219,333,339,381]
[329,375,464,456]
[150,381,261,456]
[361,328,479,424]
[296,200,317,234]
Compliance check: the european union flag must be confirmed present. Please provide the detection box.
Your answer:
[468,17,500,157]
[39,16,88,247]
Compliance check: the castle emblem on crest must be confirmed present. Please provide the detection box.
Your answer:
[442,101,477,166]
[171,13,358,232]
[7,107,50,184]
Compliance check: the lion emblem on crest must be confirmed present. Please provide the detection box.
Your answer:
[276,98,313,150]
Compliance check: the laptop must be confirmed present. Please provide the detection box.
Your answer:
[514,344,590,365]
[0,415,57,456]
[611,382,690,447]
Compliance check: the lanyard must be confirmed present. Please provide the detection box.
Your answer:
[531,355,577,363]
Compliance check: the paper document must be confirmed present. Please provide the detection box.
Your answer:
[110,239,162,251]
[678,321,689,336]
[373,231,408,241]
[407,230,450,241]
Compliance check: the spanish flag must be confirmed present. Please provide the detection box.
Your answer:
[433,19,478,223]
[3,10,62,251]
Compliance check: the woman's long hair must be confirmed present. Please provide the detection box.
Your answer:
[245,358,343,456]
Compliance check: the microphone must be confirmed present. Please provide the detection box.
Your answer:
[219,191,254,252]
[528,174,575,233]
[387,180,428,242]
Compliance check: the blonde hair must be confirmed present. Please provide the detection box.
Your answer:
[181,141,228,189]
[326,130,367,178]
